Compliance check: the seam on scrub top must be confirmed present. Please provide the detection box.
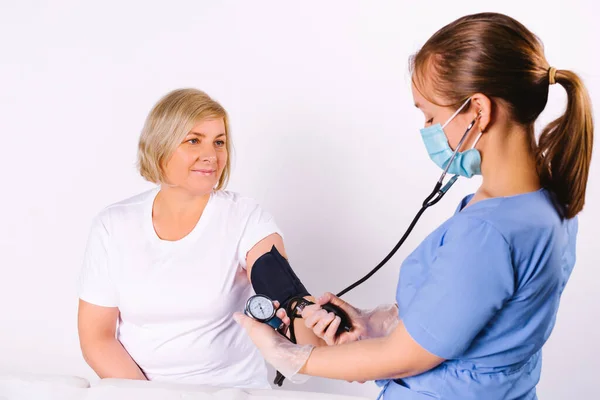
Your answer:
[461,215,512,251]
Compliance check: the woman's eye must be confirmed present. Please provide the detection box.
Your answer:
[215,140,226,147]
[187,138,199,144]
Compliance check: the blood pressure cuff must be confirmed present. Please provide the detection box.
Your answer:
[250,245,310,308]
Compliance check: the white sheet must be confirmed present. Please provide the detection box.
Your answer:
[0,372,89,400]
[0,373,372,400]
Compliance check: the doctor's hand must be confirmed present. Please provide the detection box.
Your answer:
[233,309,314,384]
[301,292,367,346]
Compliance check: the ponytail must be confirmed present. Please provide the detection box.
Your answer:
[536,69,594,219]
[407,12,593,217]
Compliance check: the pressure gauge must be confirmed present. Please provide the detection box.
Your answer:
[244,294,284,330]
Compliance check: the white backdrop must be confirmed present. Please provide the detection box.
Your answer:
[1,1,598,399]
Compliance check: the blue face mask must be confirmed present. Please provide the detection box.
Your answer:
[419,98,483,178]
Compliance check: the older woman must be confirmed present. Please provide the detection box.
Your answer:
[76,88,317,389]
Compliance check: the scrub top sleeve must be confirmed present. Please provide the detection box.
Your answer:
[401,216,515,360]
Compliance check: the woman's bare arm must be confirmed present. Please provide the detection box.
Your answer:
[77,299,147,380]
[245,234,326,347]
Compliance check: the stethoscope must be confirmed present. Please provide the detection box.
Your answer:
[274,113,480,386]
[335,113,480,297]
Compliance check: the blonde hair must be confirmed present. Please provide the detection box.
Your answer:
[137,88,232,190]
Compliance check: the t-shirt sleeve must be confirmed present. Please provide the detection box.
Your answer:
[77,214,119,307]
[401,216,514,359]
[237,203,283,269]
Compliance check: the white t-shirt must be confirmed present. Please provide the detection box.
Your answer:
[78,187,283,389]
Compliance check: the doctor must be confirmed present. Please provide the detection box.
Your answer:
[233,12,594,399]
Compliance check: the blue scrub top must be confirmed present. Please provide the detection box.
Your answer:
[376,188,578,400]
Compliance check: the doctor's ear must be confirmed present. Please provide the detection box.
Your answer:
[470,93,492,133]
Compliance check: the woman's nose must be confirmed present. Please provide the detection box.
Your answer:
[200,154,217,163]
[197,145,217,163]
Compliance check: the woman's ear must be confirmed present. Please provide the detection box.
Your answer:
[470,93,492,132]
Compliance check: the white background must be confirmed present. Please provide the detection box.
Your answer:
[1,1,598,399]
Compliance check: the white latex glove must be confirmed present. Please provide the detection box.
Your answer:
[302,292,399,346]
[233,306,314,384]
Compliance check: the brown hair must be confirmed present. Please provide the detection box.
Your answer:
[137,88,232,190]
[410,12,593,218]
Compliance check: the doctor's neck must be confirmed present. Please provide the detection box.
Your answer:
[477,121,541,200]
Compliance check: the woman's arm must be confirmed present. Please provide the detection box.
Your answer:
[77,299,147,380]
[300,319,444,381]
[234,310,444,383]
[245,233,326,347]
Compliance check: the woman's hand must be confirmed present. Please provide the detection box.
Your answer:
[301,292,367,346]
[302,292,399,346]
[233,301,314,383]
[272,300,291,328]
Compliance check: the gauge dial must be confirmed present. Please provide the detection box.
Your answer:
[246,295,275,321]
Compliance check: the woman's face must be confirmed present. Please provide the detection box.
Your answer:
[162,118,228,196]
[411,82,479,151]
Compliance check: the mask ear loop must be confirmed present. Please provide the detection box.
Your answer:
[439,115,478,180]
[470,130,484,150]
[469,109,485,150]
[442,97,472,129]
[440,108,485,180]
